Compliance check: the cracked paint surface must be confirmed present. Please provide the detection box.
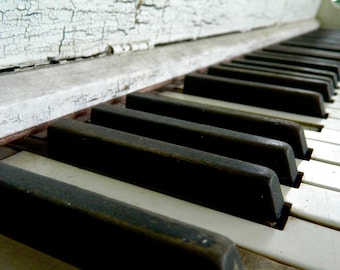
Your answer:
[0,0,321,69]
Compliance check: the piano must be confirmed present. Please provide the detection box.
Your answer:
[1,0,340,269]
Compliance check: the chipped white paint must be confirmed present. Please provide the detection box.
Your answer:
[0,20,319,141]
[0,0,321,69]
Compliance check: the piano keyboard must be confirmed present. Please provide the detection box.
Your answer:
[1,28,340,270]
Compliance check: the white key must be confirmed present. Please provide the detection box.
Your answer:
[307,139,340,166]
[330,89,340,103]
[326,101,340,111]
[325,106,340,120]
[304,128,340,146]
[2,151,340,270]
[297,158,340,192]
[326,91,340,110]
[282,183,340,230]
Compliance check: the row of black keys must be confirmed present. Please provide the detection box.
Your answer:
[185,37,340,118]
[1,91,301,270]
[1,28,339,269]
[1,92,294,270]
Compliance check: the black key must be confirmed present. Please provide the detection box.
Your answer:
[291,36,340,46]
[48,118,286,226]
[207,65,333,101]
[246,51,340,79]
[126,93,311,160]
[231,58,338,88]
[91,104,301,187]
[301,29,340,41]
[281,39,340,53]
[263,44,340,62]
[0,162,243,270]
[222,62,335,94]
[183,72,326,118]
[294,34,340,42]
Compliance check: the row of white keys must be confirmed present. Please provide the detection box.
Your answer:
[159,91,340,166]
[2,151,340,270]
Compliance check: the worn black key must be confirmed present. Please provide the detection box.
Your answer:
[290,36,340,47]
[222,60,335,95]
[126,93,310,160]
[207,65,333,101]
[91,104,300,186]
[245,51,340,79]
[263,44,340,62]
[183,72,326,118]
[230,58,338,88]
[293,35,340,44]
[301,29,340,41]
[281,39,340,53]
[0,162,243,270]
[48,118,286,226]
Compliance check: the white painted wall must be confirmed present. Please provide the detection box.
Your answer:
[318,0,340,28]
[0,0,321,69]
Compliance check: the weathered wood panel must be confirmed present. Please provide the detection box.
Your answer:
[0,0,321,68]
[0,19,319,142]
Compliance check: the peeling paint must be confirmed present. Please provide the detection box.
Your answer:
[0,0,321,69]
